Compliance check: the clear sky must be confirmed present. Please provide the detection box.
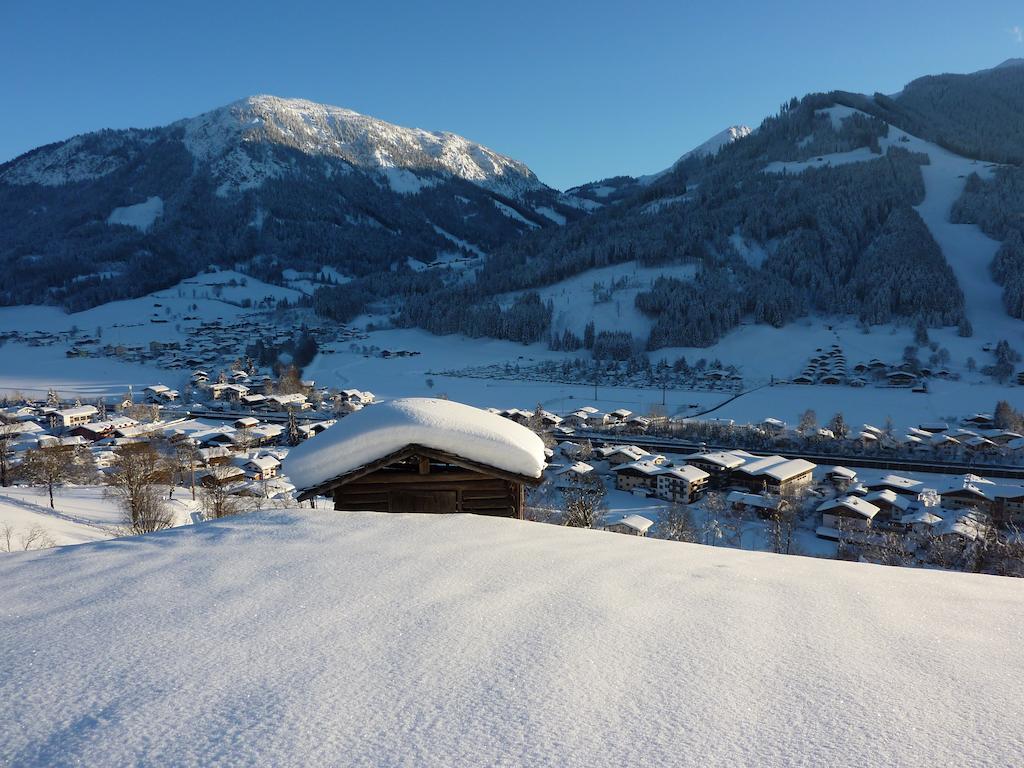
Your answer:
[4,0,1023,190]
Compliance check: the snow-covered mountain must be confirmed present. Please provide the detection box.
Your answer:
[0,96,576,309]
[3,95,547,201]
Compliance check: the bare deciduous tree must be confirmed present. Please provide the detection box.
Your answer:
[200,481,240,519]
[106,443,174,534]
[561,481,605,528]
[0,422,17,487]
[656,502,699,543]
[0,523,56,552]
[19,446,74,509]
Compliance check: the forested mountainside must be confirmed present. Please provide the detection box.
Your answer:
[0,96,577,310]
[3,63,1024,351]
[325,62,1024,352]
[321,89,968,349]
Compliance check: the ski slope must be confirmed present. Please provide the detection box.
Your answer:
[766,105,1018,340]
[1,511,1021,766]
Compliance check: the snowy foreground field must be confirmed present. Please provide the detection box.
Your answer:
[2,511,1022,767]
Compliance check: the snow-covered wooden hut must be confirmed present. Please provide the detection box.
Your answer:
[285,398,546,518]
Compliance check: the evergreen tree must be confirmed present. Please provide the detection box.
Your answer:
[287,411,302,447]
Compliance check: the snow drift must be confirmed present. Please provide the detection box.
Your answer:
[1,511,1022,767]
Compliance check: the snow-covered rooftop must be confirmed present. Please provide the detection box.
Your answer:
[3,511,1021,766]
[284,398,546,492]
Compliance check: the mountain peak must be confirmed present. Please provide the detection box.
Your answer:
[637,124,753,185]
[994,58,1024,70]
[179,94,545,198]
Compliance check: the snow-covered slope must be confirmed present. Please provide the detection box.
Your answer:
[765,104,1018,340]
[1,511,1021,766]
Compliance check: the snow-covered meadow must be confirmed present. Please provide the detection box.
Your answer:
[1,510,1022,767]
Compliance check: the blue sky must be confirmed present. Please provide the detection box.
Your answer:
[3,1,1023,189]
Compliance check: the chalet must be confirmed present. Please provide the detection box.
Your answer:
[553,461,597,487]
[296,420,336,440]
[144,384,179,402]
[339,389,376,405]
[70,417,138,442]
[599,445,648,466]
[627,415,651,431]
[562,410,592,429]
[885,371,917,387]
[501,408,531,425]
[286,398,545,518]
[558,441,584,459]
[726,491,781,518]
[760,417,786,434]
[900,509,943,536]
[243,455,281,481]
[655,465,709,504]
[732,456,815,495]
[867,475,923,497]
[234,417,260,430]
[980,430,1024,445]
[684,451,748,488]
[200,465,246,487]
[826,466,857,488]
[940,479,1024,527]
[609,409,633,423]
[611,460,663,494]
[0,405,39,423]
[818,495,880,532]
[198,446,235,466]
[917,422,949,434]
[963,413,996,430]
[193,428,237,447]
[54,405,98,429]
[861,489,911,520]
[267,393,310,411]
[603,514,654,537]
[210,383,250,402]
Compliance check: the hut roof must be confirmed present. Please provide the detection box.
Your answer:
[285,398,546,494]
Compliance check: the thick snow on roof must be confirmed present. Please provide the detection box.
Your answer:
[819,495,881,519]
[2,511,1023,766]
[284,398,546,490]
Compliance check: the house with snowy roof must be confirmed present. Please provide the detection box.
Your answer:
[243,455,281,481]
[817,495,880,533]
[683,450,748,487]
[939,478,1024,527]
[285,398,546,518]
[655,465,709,504]
[732,455,815,495]
[726,491,781,517]
[611,460,664,494]
[53,405,98,429]
[603,514,654,537]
